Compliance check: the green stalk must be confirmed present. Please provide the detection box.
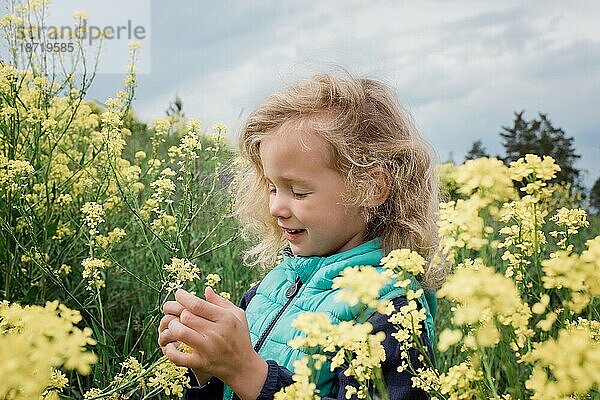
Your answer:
[480,348,500,399]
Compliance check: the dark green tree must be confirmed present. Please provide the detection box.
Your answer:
[590,177,600,214]
[500,111,581,188]
[464,139,490,161]
[166,94,185,118]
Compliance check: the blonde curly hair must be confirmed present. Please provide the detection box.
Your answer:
[234,73,446,288]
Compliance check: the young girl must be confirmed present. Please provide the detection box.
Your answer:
[158,73,445,400]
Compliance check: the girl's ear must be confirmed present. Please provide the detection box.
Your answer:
[365,167,392,208]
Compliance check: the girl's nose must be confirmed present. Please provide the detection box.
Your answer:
[269,194,292,219]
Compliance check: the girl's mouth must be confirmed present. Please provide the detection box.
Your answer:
[283,228,306,241]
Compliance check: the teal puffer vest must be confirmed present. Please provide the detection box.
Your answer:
[223,238,436,399]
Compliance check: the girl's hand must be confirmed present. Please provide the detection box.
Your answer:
[158,300,184,352]
[159,300,212,385]
[164,287,268,400]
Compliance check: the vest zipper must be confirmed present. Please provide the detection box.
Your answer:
[230,276,303,400]
[254,275,303,352]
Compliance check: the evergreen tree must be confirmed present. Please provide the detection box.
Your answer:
[500,111,581,188]
[464,139,490,161]
[166,95,185,118]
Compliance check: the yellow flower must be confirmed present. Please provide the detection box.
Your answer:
[147,358,190,398]
[83,388,103,399]
[565,318,600,341]
[332,265,391,314]
[205,273,222,287]
[41,369,69,399]
[0,156,34,193]
[411,367,440,393]
[437,329,462,352]
[163,257,200,291]
[81,258,107,291]
[509,154,561,183]
[549,207,589,249]
[274,356,318,400]
[219,292,231,300]
[211,122,228,132]
[531,294,550,315]
[151,213,177,234]
[522,327,600,399]
[73,10,88,19]
[453,157,516,202]
[150,177,176,207]
[437,198,489,260]
[344,384,357,399]
[438,265,532,348]
[541,236,600,313]
[439,360,483,400]
[96,228,127,249]
[289,311,386,392]
[0,300,97,399]
[81,202,105,236]
[134,150,147,161]
[381,248,426,276]
[152,118,171,138]
[535,311,557,332]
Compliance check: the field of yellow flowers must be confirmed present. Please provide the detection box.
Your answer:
[1,1,598,399]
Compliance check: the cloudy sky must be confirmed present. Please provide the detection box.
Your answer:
[74,0,599,188]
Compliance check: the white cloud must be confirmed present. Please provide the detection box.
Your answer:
[126,0,599,185]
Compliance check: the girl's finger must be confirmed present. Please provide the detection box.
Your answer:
[163,300,185,316]
[158,328,180,347]
[168,318,207,351]
[179,308,214,332]
[164,342,199,368]
[159,314,178,332]
[175,289,222,322]
[204,286,235,309]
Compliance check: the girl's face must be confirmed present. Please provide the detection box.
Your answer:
[259,123,367,257]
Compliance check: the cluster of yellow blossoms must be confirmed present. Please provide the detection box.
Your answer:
[163,257,200,291]
[433,155,599,399]
[83,355,190,399]
[0,300,97,399]
[284,312,386,399]
[437,157,517,263]
[541,236,600,313]
[438,264,532,350]
[522,326,599,399]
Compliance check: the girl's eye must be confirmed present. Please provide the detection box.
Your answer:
[268,186,276,194]
[292,191,309,199]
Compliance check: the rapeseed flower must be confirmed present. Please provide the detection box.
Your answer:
[509,154,561,185]
[147,358,190,398]
[274,357,319,400]
[205,273,221,287]
[438,265,531,348]
[81,202,105,236]
[453,157,515,204]
[0,300,97,399]
[332,265,391,314]
[288,311,386,397]
[163,257,200,291]
[381,248,426,276]
[549,207,589,250]
[81,257,108,291]
[439,361,482,400]
[0,156,34,194]
[522,327,600,399]
[541,236,600,312]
